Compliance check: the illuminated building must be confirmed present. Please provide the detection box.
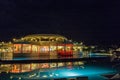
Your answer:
[0,42,13,60]
[12,34,73,58]
[0,34,85,60]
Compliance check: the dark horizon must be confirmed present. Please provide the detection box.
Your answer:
[0,0,120,45]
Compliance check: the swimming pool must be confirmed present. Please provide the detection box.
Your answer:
[0,62,119,80]
[0,53,119,80]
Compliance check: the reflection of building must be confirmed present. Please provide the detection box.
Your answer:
[1,61,84,73]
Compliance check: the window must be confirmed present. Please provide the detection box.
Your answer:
[22,44,31,53]
[32,45,38,53]
[13,44,22,53]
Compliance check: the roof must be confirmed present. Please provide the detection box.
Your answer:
[13,34,68,42]
[24,34,67,38]
[23,34,67,40]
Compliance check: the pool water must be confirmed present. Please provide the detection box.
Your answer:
[0,62,118,80]
[0,53,119,80]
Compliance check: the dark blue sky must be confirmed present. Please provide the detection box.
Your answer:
[0,0,120,45]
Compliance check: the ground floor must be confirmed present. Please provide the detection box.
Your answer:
[13,43,73,56]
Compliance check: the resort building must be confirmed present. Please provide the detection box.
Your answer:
[13,34,73,58]
[0,34,84,60]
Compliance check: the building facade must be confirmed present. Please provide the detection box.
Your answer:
[0,34,84,60]
[13,34,73,58]
[0,34,85,75]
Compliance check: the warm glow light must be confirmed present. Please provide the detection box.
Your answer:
[13,38,16,41]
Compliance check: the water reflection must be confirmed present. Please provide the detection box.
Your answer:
[0,52,117,80]
[0,62,118,80]
[0,61,84,73]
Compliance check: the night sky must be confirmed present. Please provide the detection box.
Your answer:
[0,0,120,45]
